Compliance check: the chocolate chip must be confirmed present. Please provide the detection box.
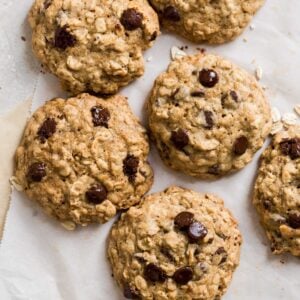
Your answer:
[85,183,107,204]
[173,267,193,285]
[279,138,300,160]
[163,6,181,22]
[44,0,52,9]
[208,164,219,175]
[204,111,214,129]
[190,90,205,97]
[150,31,158,41]
[91,106,110,128]
[287,213,300,229]
[121,9,143,31]
[263,200,272,210]
[37,118,56,142]
[123,284,140,299]
[171,129,189,150]
[214,247,228,264]
[230,91,239,102]
[144,263,166,283]
[233,136,249,155]
[188,222,208,242]
[199,69,219,88]
[54,26,76,50]
[27,163,46,182]
[123,155,139,182]
[174,211,194,230]
[280,139,290,155]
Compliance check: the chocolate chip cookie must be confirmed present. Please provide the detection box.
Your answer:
[253,125,300,257]
[108,186,242,299]
[147,53,271,179]
[28,0,159,94]
[149,0,264,44]
[14,93,153,229]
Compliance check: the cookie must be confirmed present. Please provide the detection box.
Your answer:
[14,93,153,229]
[147,53,271,179]
[253,125,300,257]
[108,186,242,300]
[28,0,160,94]
[149,0,264,44]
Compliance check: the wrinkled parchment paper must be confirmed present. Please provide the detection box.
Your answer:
[0,0,299,299]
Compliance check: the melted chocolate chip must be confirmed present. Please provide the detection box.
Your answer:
[190,90,205,97]
[173,267,193,285]
[230,91,239,102]
[44,0,52,9]
[233,136,249,155]
[85,183,107,204]
[279,138,300,160]
[208,164,220,175]
[123,155,139,182]
[163,6,181,22]
[144,263,166,283]
[123,284,140,299]
[215,247,228,264]
[121,9,143,30]
[170,129,189,150]
[37,118,56,142]
[150,31,158,41]
[263,200,272,210]
[199,69,219,88]
[27,163,46,182]
[54,26,76,50]
[174,211,194,230]
[287,214,300,229]
[188,222,208,242]
[91,106,110,128]
[204,110,214,129]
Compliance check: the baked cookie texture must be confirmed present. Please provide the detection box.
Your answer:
[149,0,264,44]
[108,186,242,300]
[14,93,153,229]
[147,53,271,179]
[28,0,160,94]
[253,125,300,257]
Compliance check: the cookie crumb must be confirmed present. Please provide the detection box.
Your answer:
[21,36,26,42]
[171,46,187,60]
[255,66,263,80]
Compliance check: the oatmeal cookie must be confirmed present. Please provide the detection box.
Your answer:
[14,93,153,229]
[253,125,300,257]
[147,53,271,179]
[149,0,264,44]
[108,186,242,299]
[29,0,160,94]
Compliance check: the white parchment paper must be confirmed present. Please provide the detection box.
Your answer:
[0,0,299,299]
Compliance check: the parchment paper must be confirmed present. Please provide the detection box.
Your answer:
[0,0,299,299]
